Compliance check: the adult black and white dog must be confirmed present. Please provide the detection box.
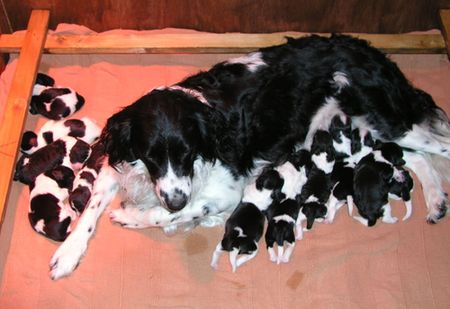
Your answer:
[49,34,450,279]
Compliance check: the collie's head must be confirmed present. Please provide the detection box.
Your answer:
[102,88,215,212]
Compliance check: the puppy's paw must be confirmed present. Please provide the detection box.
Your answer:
[382,216,398,224]
[49,237,87,280]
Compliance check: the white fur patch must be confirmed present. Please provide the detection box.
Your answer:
[312,153,334,174]
[303,97,345,149]
[166,85,210,106]
[227,52,267,72]
[276,162,307,199]
[156,161,192,206]
[332,71,350,91]
[234,226,247,238]
[273,214,296,224]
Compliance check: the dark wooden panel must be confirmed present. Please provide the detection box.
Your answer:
[3,0,450,33]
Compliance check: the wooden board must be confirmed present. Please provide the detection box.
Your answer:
[0,32,446,54]
[440,9,450,58]
[0,10,49,228]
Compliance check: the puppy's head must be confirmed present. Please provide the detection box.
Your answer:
[103,89,215,212]
[255,168,285,202]
[351,128,374,155]
[20,131,38,154]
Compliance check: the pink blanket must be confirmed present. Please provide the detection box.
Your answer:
[1,26,450,308]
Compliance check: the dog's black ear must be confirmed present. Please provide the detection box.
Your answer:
[103,109,135,165]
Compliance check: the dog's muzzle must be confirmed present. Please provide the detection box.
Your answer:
[160,188,188,212]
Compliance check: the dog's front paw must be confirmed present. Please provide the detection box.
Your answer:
[426,198,448,224]
[425,193,448,224]
[110,208,148,229]
[49,238,87,280]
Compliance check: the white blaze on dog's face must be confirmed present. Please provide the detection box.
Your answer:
[154,161,192,212]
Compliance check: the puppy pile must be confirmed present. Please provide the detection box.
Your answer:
[213,115,414,271]
[14,73,101,241]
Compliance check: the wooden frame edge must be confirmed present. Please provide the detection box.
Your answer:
[0,10,49,229]
[439,9,450,59]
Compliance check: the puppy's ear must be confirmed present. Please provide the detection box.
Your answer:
[271,190,286,202]
[380,164,394,182]
[351,129,362,154]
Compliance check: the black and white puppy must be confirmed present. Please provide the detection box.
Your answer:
[28,165,77,241]
[21,117,101,154]
[352,141,406,226]
[69,142,105,215]
[14,136,91,185]
[30,77,85,120]
[264,198,302,264]
[389,166,414,221]
[298,130,335,230]
[27,136,92,241]
[211,202,265,272]
[263,150,309,263]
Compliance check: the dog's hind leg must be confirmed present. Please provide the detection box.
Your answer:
[403,151,448,223]
[49,164,119,280]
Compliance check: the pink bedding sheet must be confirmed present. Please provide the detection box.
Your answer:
[1,26,450,308]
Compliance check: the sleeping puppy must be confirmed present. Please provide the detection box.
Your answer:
[14,136,92,185]
[389,166,414,221]
[352,141,406,226]
[20,117,101,154]
[69,142,105,215]
[264,198,302,264]
[28,165,78,241]
[30,80,85,120]
[210,202,265,272]
[298,130,335,230]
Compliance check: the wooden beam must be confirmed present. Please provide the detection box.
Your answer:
[0,10,49,229]
[439,9,450,59]
[0,32,446,54]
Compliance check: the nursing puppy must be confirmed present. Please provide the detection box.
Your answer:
[263,150,309,263]
[21,117,101,154]
[210,201,265,272]
[30,78,85,120]
[352,142,406,226]
[325,115,354,222]
[299,130,335,230]
[29,165,78,241]
[389,166,414,221]
[265,198,302,264]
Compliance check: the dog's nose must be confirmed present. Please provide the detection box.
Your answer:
[160,189,188,212]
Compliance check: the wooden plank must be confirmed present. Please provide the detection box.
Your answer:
[0,32,446,54]
[439,9,450,59]
[0,10,49,229]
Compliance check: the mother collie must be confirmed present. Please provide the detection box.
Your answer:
[49,34,450,279]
